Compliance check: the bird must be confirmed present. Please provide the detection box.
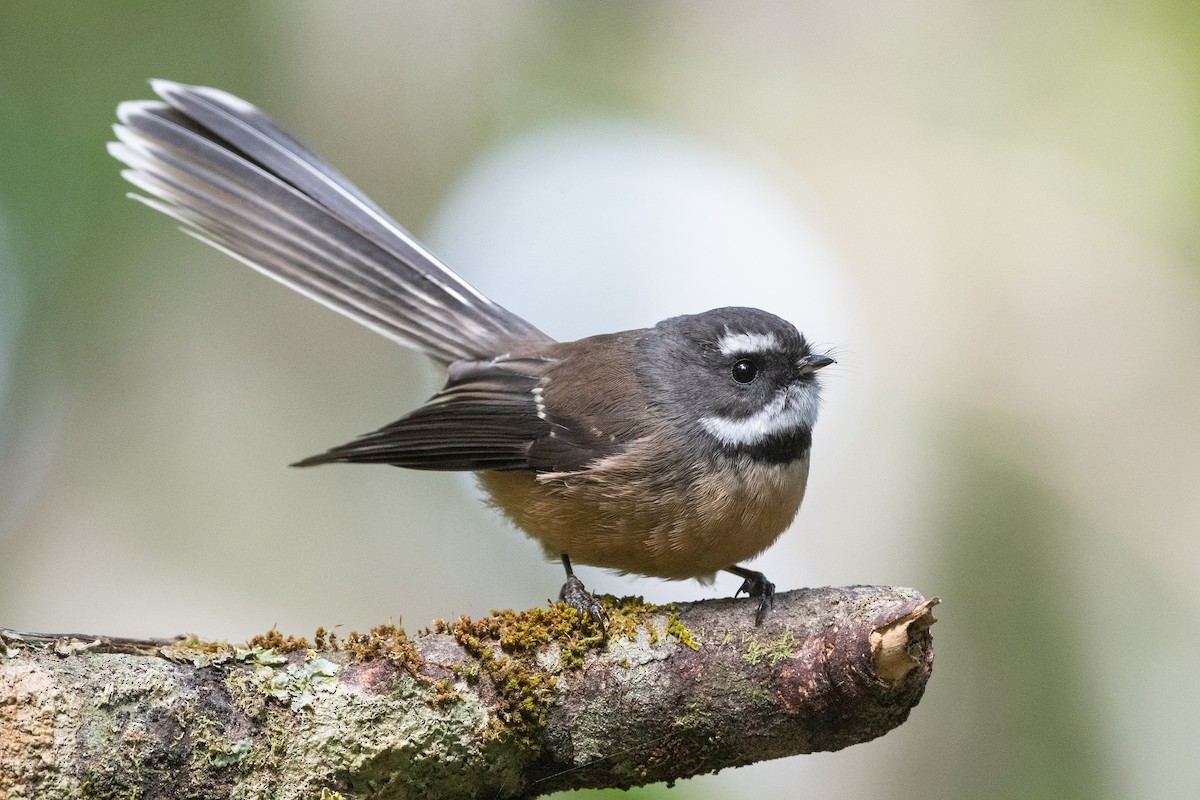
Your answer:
[108,80,835,627]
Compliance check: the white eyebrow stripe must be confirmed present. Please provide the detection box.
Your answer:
[698,383,821,447]
[717,330,780,356]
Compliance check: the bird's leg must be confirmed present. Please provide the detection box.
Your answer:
[725,565,776,626]
[558,554,605,635]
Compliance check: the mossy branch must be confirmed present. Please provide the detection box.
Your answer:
[0,585,937,799]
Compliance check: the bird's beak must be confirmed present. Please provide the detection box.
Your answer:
[798,354,836,374]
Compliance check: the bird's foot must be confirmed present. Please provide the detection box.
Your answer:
[559,575,606,637]
[728,567,776,626]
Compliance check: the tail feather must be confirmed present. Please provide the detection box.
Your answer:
[110,80,551,363]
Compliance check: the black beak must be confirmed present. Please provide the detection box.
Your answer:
[798,354,836,374]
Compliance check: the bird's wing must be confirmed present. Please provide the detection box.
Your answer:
[109,80,552,364]
[293,356,623,473]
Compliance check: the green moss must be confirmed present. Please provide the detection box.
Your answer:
[431,600,607,754]
[340,623,424,676]
[244,628,312,654]
[742,639,766,666]
[598,595,660,640]
[665,609,700,651]
[428,677,462,709]
[741,628,799,666]
[418,596,671,753]
[676,700,715,734]
[460,663,480,685]
[439,619,554,751]
[766,628,799,665]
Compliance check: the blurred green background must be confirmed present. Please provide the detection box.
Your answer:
[2,2,1198,798]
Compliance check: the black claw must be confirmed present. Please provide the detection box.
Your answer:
[558,554,606,636]
[726,566,776,626]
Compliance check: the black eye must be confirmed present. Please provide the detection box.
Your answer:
[732,358,758,383]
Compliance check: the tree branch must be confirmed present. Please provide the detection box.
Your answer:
[0,585,937,798]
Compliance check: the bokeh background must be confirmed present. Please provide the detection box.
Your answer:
[2,3,1198,798]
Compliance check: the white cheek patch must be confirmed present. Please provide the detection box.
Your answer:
[698,382,822,446]
[717,330,780,356]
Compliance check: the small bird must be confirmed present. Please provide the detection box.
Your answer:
[109,81,835,626]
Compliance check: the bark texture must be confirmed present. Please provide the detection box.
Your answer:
[0,585,937,798]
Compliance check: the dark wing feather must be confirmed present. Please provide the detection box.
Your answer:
[526,412,626,474]
[292,350,636,474]
[293,357,554,472]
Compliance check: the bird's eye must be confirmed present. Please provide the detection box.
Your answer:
[732,358,758,383]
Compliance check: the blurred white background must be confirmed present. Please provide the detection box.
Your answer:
[2,3,1198,798]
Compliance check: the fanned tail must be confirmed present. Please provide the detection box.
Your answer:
[109,80,552,364]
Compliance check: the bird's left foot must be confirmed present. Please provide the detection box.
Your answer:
[726,566,776,626]
[558,554,606,636]
[559,575,606,636]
